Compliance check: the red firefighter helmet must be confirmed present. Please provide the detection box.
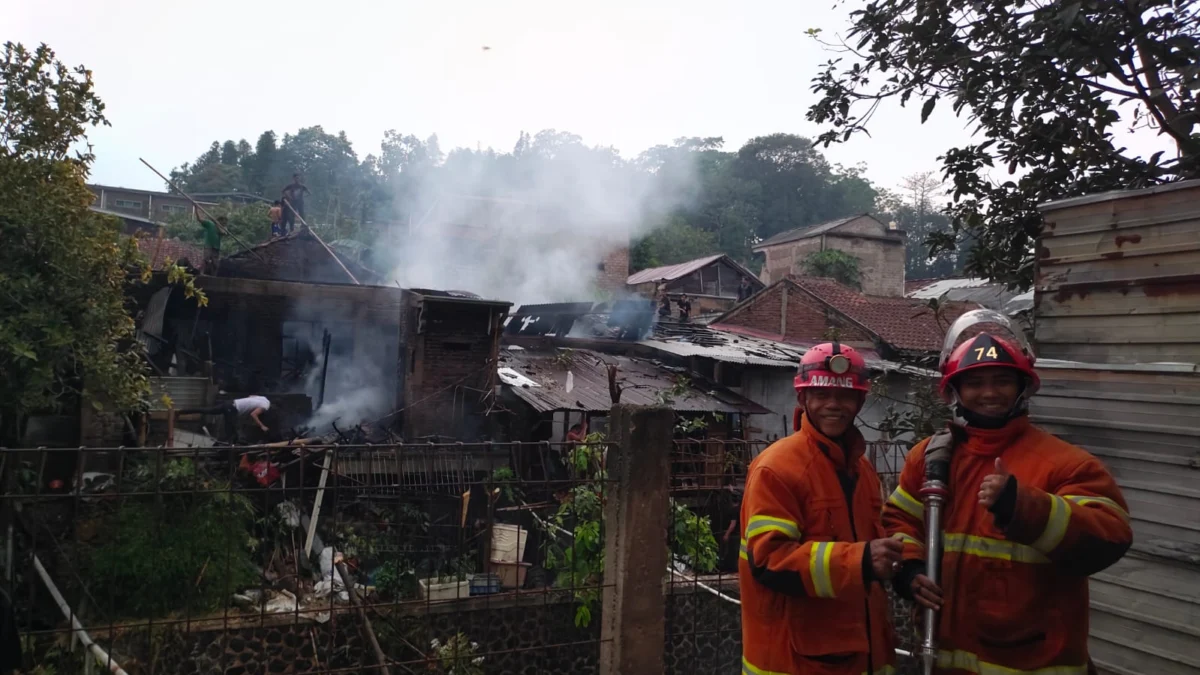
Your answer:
[793,342,871,393]
[938,309,1040,400]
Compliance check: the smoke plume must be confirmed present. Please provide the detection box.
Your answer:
[372,133,701,304]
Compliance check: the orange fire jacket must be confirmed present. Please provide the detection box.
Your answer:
[883,416,1132,675]
[739,414,896,675]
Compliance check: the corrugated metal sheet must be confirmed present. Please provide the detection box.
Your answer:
[497,346,769,414]
[625,254,725,286]
[149,377,212,410]
[1035,179,1200,365]
[1030,363,1200,675]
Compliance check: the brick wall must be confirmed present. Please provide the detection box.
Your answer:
[719,282,872,343]
[598,245,630,295]
[402,298,504,440]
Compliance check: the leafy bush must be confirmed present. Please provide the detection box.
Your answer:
[374,558,418,600]
[82,460,258,618]
[801,249,863,289]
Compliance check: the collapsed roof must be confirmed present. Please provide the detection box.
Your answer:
[497,346,770,414]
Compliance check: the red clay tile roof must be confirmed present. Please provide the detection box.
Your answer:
[133,236,205,270]
[789,276,979,352]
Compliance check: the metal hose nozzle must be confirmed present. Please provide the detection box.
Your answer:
[918,458,950,675]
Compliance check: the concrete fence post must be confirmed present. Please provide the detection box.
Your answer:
[600,404,673,675]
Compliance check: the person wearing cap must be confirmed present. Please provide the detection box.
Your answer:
[883,312,1132,674]
[738,342,899,675]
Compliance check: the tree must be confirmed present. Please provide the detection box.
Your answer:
[0,42,203,443]
[631,215,719,270]
[247,131,277,195]
[807,0,1200,289]
[801,249,864,289]
[875,171,960,279]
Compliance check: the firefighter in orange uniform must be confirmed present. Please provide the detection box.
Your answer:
[884,311,1133,675]
[739,342,899,675]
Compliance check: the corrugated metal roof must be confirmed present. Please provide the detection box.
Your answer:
[626,255,725,286]
[906,277,992,299]
[1038,178,1200,212]
[641,324,936,375]
[497,346,770,414]
[754,214,872,249]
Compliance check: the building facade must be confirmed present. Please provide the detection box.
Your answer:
[87,184,213,222]
[753,214,906,296]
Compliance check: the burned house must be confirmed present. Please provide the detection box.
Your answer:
[496,344,768,442]
[626,254,764,316]
[114,229,509,445]
[398,289,511,441]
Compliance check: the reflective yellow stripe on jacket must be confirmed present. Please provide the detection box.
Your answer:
[943,533,1048,564]
[745,515,801,541]
[887,486,924,520]
[809,541,837,598]
[892,532,923,548]
[1065,494,1130,522]
[1031,494,1071,555]
[937,649,1087,675]
[742,657,895,675]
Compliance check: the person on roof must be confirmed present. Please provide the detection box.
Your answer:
[268,200,284,238]
[196,213,227,274]
[281,173,310,232]
[884,310,1132,675]
[739,342,899,675]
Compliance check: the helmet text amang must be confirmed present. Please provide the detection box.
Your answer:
[938,309,1040,400]
[794,342,872,393]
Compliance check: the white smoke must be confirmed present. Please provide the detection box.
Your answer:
[281,312,396,433]
[371,133,701,304]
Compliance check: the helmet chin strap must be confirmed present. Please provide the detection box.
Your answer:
[947,376,1033,429]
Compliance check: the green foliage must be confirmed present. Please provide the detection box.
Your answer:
[874,171,965,279]
[0,41,200,437]
[631,215,718,270]
[168,128,887,278]
[429,633,485,675]
[807,1,1200,289]
[82,459,258,618]
[539,431,719,627]
[801,249,863,289]
[871,375,951,442]
[669,500,719,574]
[488,466,524,506]
[374,558,418,600]
[163,201,272,250]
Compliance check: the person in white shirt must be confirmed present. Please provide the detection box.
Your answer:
[184,395,270,443]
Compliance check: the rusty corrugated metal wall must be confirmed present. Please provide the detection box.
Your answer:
[1034,180,1200,675]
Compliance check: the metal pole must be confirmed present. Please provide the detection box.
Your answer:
[318,330,332,409]
[918,460,950,675]
[138,158,265,262]
[280,198,361,285]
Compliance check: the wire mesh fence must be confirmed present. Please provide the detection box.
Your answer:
[0,441,617,675]
[662,439,921,675]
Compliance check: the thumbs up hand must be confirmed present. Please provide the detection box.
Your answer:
[978,457,1012,508]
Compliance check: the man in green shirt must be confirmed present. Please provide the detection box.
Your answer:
[197,214,226,274]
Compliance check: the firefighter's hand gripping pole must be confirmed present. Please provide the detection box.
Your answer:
[918,455,951,675]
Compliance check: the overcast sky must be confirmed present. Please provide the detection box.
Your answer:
[11,0,1170,194]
